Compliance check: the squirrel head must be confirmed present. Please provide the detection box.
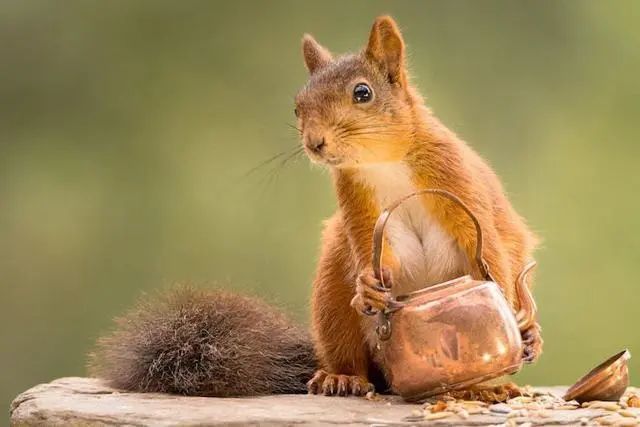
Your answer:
[295,16,419,168]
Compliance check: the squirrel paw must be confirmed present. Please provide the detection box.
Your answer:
[522,322,543,363]
[350,267,392,315]
[307,370,374,397]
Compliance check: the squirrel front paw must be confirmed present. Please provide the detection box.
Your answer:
[350,267,392,315]
[522,322,543,363]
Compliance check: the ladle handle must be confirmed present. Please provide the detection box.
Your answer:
[372,189,494,286]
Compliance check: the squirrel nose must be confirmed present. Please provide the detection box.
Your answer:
[306,137,326,153]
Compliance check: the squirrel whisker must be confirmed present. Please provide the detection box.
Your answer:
[243,147,299,178]
[286,123,303,134]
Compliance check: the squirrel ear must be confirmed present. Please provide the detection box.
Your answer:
[302,34,333,74]
[365,16,407,87]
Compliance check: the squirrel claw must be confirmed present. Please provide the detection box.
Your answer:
[307,370,373,397]
[323,375,337,396]
[306,369,325,394]
[521,322,543,363]
[350,267,392,316]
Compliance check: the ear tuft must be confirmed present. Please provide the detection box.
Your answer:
[365,16,406,86]
[302,34,333,74]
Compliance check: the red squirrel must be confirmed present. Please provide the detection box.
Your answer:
[90,16,542,400]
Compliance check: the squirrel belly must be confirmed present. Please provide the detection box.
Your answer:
[89,285,316,396]
[354,162,470,296]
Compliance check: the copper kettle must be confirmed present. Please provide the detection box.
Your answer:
[371,189,537,401]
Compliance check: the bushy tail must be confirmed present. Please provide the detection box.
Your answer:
[88,285,316,396]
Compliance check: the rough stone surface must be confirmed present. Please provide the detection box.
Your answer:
[9,377,640,426]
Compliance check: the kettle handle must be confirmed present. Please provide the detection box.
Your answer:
[515,260,538,332]
[371,188,537,333]
[372,188,494,285]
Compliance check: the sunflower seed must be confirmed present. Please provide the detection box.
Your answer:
[556,405,579,410]
[424,411,454,420]
[588,402,622,411]
[456,409,470,419]
[490,403,512,413]
[410,409,423,417]
[595,414,622,425]
[618,409,639,418]
[507,409,528,418]
[615,418,640,426]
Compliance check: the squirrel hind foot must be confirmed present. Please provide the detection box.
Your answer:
[307,370,373,397]
[88,284,316,397]
[446,382,522,403]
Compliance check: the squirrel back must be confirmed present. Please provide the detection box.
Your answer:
[89,285,315,396]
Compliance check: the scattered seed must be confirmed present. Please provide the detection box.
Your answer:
[464,400,489,406]
[431,400,448,413]
[524,402,544,411]
[456,408,469,419]
[556,405,579,410]
[588,402,622,411]
[595,414,622,425]
[410,409,423,417]
[490,403,513,414]
[507,409,528,418]
[628,395,640,408]
[507,396,534,404]
[618,409,639,418]
[536,409,552,418]
[615,418,640,426]
[405,387,630,423]
[424,411,454,420]
[467,407,490,415]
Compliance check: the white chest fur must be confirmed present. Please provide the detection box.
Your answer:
[356,163,468,295]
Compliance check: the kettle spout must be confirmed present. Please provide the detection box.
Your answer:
[515,261,538,332]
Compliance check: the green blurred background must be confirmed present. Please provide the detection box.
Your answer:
[2,0,640,411]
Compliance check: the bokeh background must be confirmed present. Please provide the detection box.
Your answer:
[2,0,640,411]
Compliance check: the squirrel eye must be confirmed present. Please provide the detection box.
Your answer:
[294,107,299,117]
[353,83,372,103]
